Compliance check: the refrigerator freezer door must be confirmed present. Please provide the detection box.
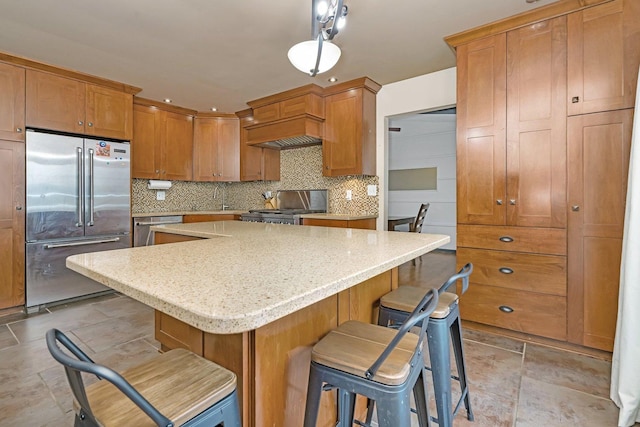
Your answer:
[26,131,85,242]
[84,139,131,237]
[25,236,129,307]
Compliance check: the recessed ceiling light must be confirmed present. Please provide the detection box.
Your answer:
[211,107,218,112]
[163,98,172,103]
[328,77,338,83]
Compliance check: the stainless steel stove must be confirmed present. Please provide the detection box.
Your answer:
[241,190,327,225]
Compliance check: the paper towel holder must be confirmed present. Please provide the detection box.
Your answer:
[148,180,172,190]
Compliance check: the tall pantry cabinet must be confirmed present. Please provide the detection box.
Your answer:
[452,0,639,351]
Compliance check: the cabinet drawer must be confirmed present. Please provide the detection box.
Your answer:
[459,284,566,341]
[457,248,566,296]
[457,224,566,255]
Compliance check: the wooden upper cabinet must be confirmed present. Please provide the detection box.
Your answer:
[26,70,85,134]
[26,69,132,140]
[161,111,193,181]
[567,109,633,351]
[0,140,25,309]
[0,63,25,142]
[506,16,567,228]
[85,84,133,140]
[456,34,507,226]
[239,113,280,182]
[567,0,640,115]
[458,18,568,228]
[322,78,379,177]
[132,103,193,181]
[132,104,160,179]
[193,116,240,182]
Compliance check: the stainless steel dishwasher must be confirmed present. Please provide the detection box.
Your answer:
[133,215,183,247]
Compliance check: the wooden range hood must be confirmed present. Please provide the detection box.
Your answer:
[244,84,325,150]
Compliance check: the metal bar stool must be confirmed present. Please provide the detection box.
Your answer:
[377,263,474,427]
[303,288,439,427]
[46,328,241,427]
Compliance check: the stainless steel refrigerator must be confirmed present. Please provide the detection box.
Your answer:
[25,130,131,308]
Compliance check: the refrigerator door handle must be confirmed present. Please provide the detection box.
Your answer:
[88,148,95,226]
[76,147,84,227]
[44,237,121,249]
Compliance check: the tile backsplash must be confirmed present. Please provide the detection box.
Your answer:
[132,145,379,215]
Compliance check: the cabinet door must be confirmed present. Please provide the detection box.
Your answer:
[193,117,218,181]
[0,140,25,309]
[323,89,363,176]
[161,111,193,181]
[132,104,161,179]
[456,34,507,225]
[216,118,239,181]
[567,109,633,351]
[506,17,567,228]
[85,84,133,140]
[567,0,640,115]
[26,70,85,134]
[0,63,25,142]
[262,147,280,181]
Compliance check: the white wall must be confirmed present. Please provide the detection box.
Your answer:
[387,113,456,249]
[376,67,457,245]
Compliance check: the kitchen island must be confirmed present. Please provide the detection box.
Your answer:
[66,221,449,427]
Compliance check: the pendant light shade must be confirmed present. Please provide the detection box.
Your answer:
[287,39,341,76]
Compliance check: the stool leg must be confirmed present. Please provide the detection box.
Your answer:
[376,393,412,427]
[304,365,324,427]
[450,313,473,421]
[428,319,453,427]
[413,368,431,427]
[337,389,356,427]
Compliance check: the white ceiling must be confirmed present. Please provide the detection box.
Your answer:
[0,0,556,113]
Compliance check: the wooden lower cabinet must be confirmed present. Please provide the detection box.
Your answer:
[182,214,240,223]
[154,269,396,427]
[459,283,567,341]
[457,225,568,341]
[301,218,376,230]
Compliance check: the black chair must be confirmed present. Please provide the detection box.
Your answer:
[303,288,439,427]
[46,328,241,427]
[377,263,474,427]
[411,203,430,265]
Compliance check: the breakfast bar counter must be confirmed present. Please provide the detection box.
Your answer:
[66,221,449,427]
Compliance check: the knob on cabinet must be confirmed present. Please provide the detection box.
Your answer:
[571,205,580,212]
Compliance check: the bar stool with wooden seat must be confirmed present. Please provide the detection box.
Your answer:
[46,328,241,427]
[303,288,439,427]
[377,263,474,427]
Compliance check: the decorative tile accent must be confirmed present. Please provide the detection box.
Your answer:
[132,146,379,215]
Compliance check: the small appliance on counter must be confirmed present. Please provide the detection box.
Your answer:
[241,190,327,224]
[25,129,132,309]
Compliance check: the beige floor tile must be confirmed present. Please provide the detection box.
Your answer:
[69,312,154,353]
[0,338,59,383]
[463,328,525,354]
[522,343,612,398]
[0,324,18,350]
[515,376,618,426]
[0,374,66,426]
[90,294,153,319]
[8,303,110,344]
[463,340,523,399]
[453,389,516,427]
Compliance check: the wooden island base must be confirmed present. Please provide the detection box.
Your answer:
[155,268,399,427]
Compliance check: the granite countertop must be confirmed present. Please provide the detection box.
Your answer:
[299,213,378,220]
[133,210,246,217]
[66,221,449,334]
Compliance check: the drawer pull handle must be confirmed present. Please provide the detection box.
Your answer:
[499,267,514,274]
[499,305,514,313]
[499,236,514,243]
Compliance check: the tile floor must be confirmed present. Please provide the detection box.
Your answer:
[0,252,630,426]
